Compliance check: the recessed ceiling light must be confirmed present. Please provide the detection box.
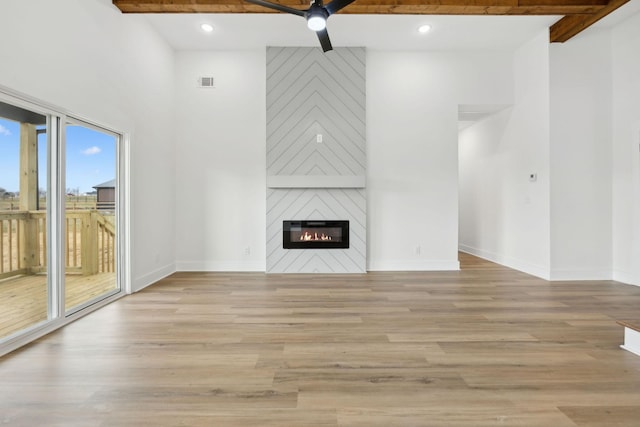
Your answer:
[200,23,214,33]
[417,24,432,34]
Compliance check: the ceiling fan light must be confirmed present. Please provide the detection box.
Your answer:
[307,15,326,31]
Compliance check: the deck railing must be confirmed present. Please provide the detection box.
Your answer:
[0,210,115,280]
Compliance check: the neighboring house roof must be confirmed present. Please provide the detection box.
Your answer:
[93,179,116,189]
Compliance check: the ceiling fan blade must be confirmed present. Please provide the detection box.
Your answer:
[244,0,305,17]
[316,28,333,52]
[324,0,355,15]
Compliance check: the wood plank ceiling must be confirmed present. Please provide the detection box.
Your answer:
[113,0,630,43]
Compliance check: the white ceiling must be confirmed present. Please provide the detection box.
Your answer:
[142,1,640,52]
[140,2,640,129]
[146,13,560,51]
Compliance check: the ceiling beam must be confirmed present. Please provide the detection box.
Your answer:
[113,0,610,15]
[112,0,631,42]
[550,0,629,42]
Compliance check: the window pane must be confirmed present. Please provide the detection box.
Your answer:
[64,123,118,313]
[0,102,49,340]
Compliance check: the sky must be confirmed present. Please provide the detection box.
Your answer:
[0,118,116,194]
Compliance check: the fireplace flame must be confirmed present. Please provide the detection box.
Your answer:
[300,231,332,241]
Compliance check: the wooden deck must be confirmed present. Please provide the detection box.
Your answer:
[0,272,117,339]
[1,254,640,426]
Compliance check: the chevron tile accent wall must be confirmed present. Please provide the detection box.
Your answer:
[267,188,366,273]
[266,47,366,273]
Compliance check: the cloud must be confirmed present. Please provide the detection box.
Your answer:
[82,146,101,155]
[0,124,11,136]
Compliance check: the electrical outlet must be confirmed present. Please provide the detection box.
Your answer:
[244,246,251,255]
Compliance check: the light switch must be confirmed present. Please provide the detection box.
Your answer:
[316,134,323,143]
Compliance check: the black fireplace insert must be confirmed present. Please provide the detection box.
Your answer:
[283,220,349,249]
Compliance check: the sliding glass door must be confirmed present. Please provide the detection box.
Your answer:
[0,94,125,347]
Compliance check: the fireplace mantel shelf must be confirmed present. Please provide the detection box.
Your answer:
[267,175,365,189]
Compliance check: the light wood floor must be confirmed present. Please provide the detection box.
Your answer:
[0,272,117,339]
[2,255,640,426]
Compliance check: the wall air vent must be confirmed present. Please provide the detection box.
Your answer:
[197,76,215,88]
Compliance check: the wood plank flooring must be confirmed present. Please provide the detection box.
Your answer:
[1,254,640,426]
[0,272,117,339]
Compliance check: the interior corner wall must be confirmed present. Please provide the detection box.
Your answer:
[459,109,513,264]
[367,50,513,271]
[174,50,267,272]
[458,31,551,279]
[612,11,640,286]
[0,0,177,292]
[549,30,613,280]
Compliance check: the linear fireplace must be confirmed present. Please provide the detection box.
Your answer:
[283,220,349,249]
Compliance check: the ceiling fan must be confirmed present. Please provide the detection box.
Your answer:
[244,0,355,52]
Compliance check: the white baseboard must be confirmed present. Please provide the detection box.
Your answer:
[367,259,460,271]
[549,269,612,281]
[179,259,461,273]
[266,268,367,274]
[133,262,176,292]
[176,260,266,272]
[613,270,640,287]
[458,244,549,280]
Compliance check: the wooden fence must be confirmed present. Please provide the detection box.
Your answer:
[0,210,115,280]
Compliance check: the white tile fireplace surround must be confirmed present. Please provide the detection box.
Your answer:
[265,47,366,273]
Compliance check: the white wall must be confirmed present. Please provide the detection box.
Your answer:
[612,12,640,286]
[2,1,635,284]
[174,51,266,271]
[367,50,513,270]
[0,0,176,291]
[549,30,613,280]
[459,31,551,279]
[173,49,514,272]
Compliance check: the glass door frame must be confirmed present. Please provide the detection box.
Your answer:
[0,85,130,356]
[63,117,124,316]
